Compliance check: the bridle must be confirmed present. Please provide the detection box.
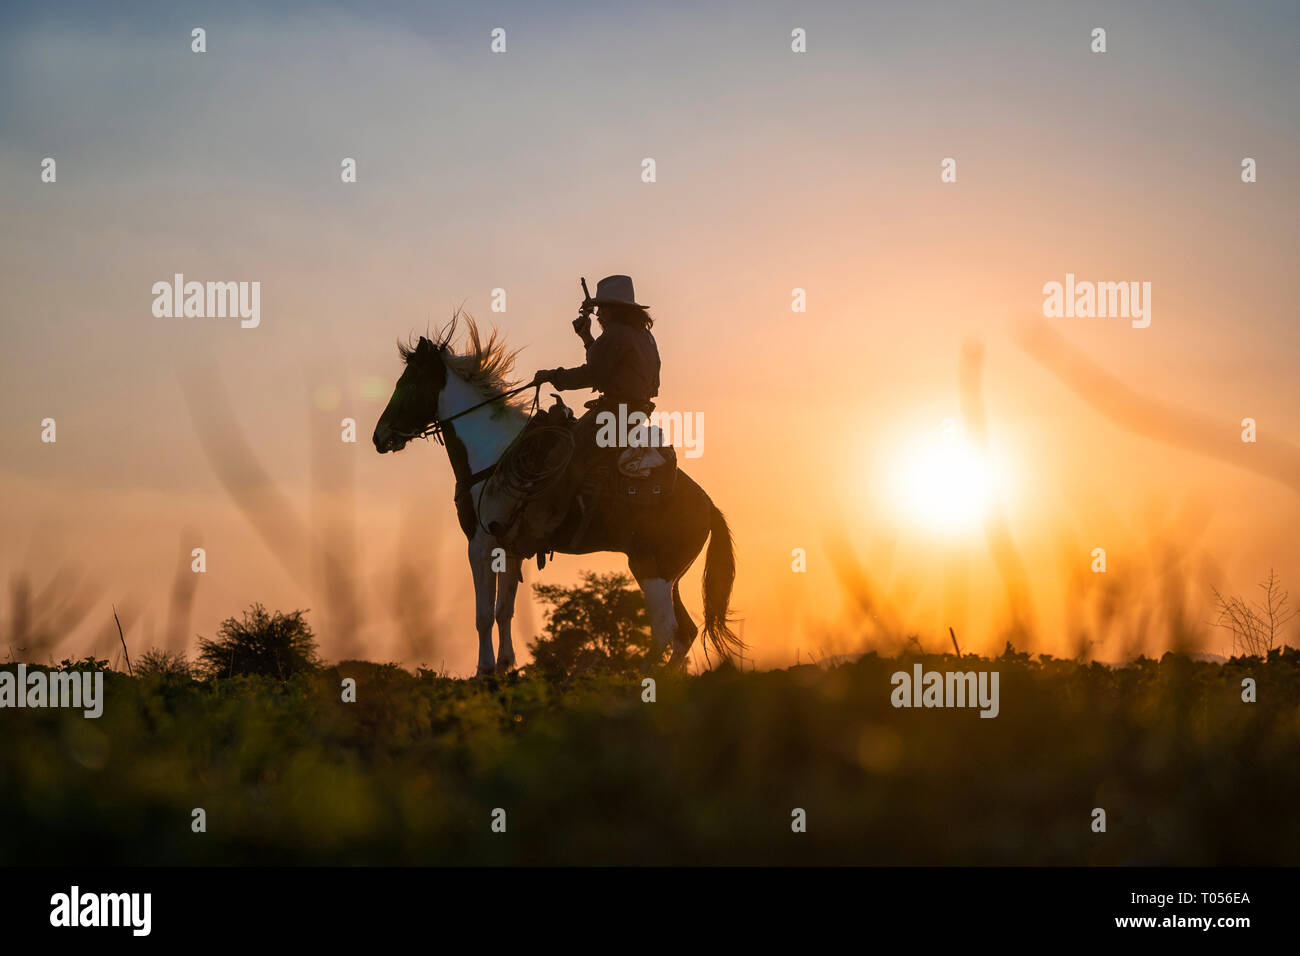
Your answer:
[387,375,576,542]
[394,379,570,540]
[392,382,541,446]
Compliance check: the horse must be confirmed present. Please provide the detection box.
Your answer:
[372,313,740,676]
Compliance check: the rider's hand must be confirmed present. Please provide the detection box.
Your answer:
[532,369,553,386]
[572,312,592,339]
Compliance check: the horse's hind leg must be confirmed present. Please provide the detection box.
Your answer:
[667,578,697,669]
[631,562,677,671]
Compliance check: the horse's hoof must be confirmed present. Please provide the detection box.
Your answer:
[496,657,516,672]
[475,665,495,678]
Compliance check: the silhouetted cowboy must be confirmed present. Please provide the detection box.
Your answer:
[532,274,661,544]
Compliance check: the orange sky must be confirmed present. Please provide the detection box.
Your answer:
[2,2,1298,672]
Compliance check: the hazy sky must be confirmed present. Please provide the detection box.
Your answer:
[2,1,1298,671]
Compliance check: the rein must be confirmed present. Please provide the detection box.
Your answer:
[395,379,572,541]
[398,382,540,446]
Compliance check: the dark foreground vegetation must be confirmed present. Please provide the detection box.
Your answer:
[3,644,1298,865]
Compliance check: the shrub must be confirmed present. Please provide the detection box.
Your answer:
[196,604,321,680]
[57,656,108,671]
[1213,569,1297,657]
[136,648,192,682]
[528,572,652,677]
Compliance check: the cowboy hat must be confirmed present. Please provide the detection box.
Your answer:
[589,274,648,309]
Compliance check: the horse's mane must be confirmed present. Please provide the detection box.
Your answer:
[399,308,527,408]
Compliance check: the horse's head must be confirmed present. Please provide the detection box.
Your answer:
[373,335,448,453]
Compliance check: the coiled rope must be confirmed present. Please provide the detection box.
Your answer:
[494,425,576,501]
[400,381,581,538]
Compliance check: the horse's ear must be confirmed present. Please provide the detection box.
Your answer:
[416,336,431,355]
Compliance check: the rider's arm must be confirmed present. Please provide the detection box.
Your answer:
[548,364,594,390]
[573,312,596,348]
[547,326,623,392]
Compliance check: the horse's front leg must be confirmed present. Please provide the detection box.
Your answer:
[494,554,522,671]
[469,531,498,676]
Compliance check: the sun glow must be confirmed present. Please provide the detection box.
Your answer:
[886,421,1005,535]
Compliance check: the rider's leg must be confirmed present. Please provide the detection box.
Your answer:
[534,406,601,551]
[569,405,602,468]
[563,407,608,546]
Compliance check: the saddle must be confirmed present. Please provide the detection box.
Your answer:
[610,438,678,502]
[493,396,677,564]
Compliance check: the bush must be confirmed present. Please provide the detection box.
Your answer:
[56,656,108,672]
[196,604,321,680]
[1213,569,1297,656]
[136,648,192,682]
[528,572,652,677]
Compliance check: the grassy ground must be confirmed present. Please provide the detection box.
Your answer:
[2,650,1297,865]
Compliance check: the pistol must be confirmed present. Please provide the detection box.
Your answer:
[573,277,595,334]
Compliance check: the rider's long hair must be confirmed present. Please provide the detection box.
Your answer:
[599,302,654,332]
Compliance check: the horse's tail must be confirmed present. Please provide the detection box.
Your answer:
[702,502,743,662]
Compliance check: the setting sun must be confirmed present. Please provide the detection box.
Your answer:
[887,421,1004,534]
